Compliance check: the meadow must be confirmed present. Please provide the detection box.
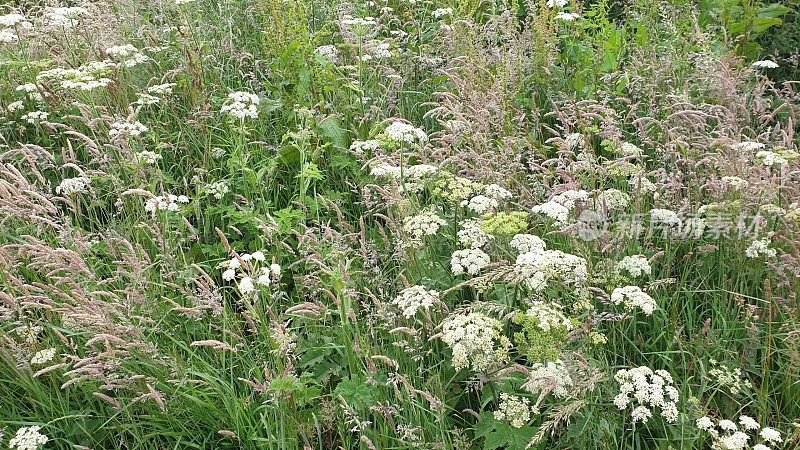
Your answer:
[0,0,799,448]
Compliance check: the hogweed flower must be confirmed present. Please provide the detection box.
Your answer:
[493,393,532,428]
[9,426,48,450]
[610,286,656,315]
[450,248,490,276]
[440,312,510,372]
[55,176,90,195]
[221,91,260,120]
[617,255,651,278]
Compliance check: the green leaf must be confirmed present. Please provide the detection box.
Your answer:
[316,117,349,151]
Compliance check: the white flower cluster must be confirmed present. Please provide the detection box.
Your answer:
[106,44,150,67]
[532,189,589,224]
[6,100,25,112]
[751,60,779,69]
[55,176,90,195]
[220,251,281,295]
[440,312,510,372]
[30,347,57,365]
[432,7,453,18]
[457,219,493,249]
[697,415,782,450]
[393,285,439,318]
[708,359,753,395]
[617,255,651,278]
[493,393,531,428]
[510,233,546,254]
[403,209,446,240]
[314,45,339,63]
[629,175,658,193]
[745,237,776,259]
[484,184,513,201]
[0,13,32,28]
[8,426,48,450]
[597,188,630,211]
[206,180,230,199]
[20,111,48,124]
[144,194,189,213]
[135,150,162,165]
[721,176,749,190]
[613,366,679,423]
[524,301,573,332]
[45,6,89,28]
[461,194,498,214]
[514,249,588,291]
[620,142,643,157]
[734,141,766,152]
[37,61,115,91]
[756,150,787,168]
[110,120,148,138]
[650,208,682,228]
[340,15,377,28]
[383,121,427,144]
[221,91,260,120]
[450,248,490,276]
[349,139,380,156]
[522,359,573,399]
[610,285,656,315]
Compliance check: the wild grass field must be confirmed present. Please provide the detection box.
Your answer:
[0,0,799,448]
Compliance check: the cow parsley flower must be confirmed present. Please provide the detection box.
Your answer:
[756,150,787,168]
[221,91,260,120]
[523,359,574,399]
[110,120,148,138]
[613,366,679,423]
[745,237,776,259]
[314,45,339,63]
[751,60,779,69]
[106,44,150,67]
[461,194,498,214]
[493,393,531,428]
[513,250,588,291]
[440,312,510,372]
[555,11,580,20]
[610,286,656,315]
[432,7,453,18]
[383,121,427,144]
[524,301,573,332]
[20,111,48,124]
[135,150,162,165]
[206,181,230,199]
[450,248,490,276]
[55,176,90,195]
[9,426,48,450]
[510,234,546,254]
[721,176,749,190]
[698,415,780,450]
[457,219,493,249]
[617,255,651,278]
[531,201,570,224]
[30,348,57,365]
[144,194,189,214]
[393,285,439,318]
[403,209,446,241]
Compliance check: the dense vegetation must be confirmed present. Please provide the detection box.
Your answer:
[0,0,799,448]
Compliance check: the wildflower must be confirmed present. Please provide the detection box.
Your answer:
[239,277,255,294]
[613,366,679,423]
[6,100,24,113]
[760,428,782,444]
[513,249,588,291]
[145,194,189,214]
[756,150,787,167]
[734,141,766,152]
[220,91,260,120]
[524,301,573,332]
[481,211,529,236]
[531,201,570,224]
[106,44,150,67]
[393,285,439,318]
[135,150,162,165]
[457,219,493,249]
[0,14,31,28]
[1,29,18,44]
[696,416,715,431]
[751,60,779,69]
[610,286,657,315]
[440,312,510,372]
[461,194,498,214]
[110,120,148,138]
[403,209,447,241]
[36,61,114,91]
[9,426,48,450]
[523,360,574,398]
[383,121,427,144]
[432,7,453,18]
[493,393,531,428]
[20,111,48,124]
[148,83,176,95]
[745,237,776,259]
[55,176,90,195]
[555,11,580,20]
[739,415,760,431]
[547,0,568,7]
[222,269,236,281]
[30,348,57,365]
[314,45,339,63]
[721,176,749,190]
[206,180,229,199]
[349,139,380,156]
[617,255,651,278]
[44,6,89,28]
[510,233,546,254]
[597,189,630,211]
[450,249,490,276]
[270,263,281,277]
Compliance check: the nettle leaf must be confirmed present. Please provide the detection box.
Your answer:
[477,413,536,450]
[316,117,349,151]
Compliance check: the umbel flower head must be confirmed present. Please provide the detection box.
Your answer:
[613,366,679,424]
[440,312,511,372]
